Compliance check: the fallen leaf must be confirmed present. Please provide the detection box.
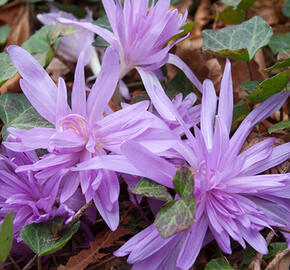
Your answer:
[0,73,21,94]
[65,227,130,270]
[46,58,70,84]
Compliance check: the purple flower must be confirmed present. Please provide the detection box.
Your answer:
[37,4,100,75]
[0,142,70,242]
[5,45,177,231]
[114,60,290,270]
[56,0,202,127]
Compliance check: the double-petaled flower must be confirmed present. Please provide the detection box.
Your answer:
[114,60,290,270]
[5,45,178,231]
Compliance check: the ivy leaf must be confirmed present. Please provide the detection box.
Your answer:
[202,16,273,61]
[20,217,80,257]
[222,0,256,10]
[247,71,289,104]
[130,178,172,202]
[268,33,290,55]
[205,258,234,270]
[0,25,10,46]
[264,58,290,72]
[154,167,196,238]
[0,93,53,140]
[0,53,17,87]
[0,211,14,263]
[268,120,290,134]
[264,242,287,259]
[218,7,244,25]
[283,0,290,18]
[240,81,260,94]
[232,101,250,131]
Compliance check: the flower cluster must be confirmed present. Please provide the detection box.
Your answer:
[1,1,289,269]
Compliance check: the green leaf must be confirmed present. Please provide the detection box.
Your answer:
[205,258,234,270]
[0,25,10,46]
[268,120,290,134]
[173,166,193,199]
[240,245,256,269]
[264,58,290,72]
[218,7,244,25]
[0,52,17,87]
[240,81,260,94]
[0,211,14,263]
[202,16,273,61]
[232,101,250,131]
[264,242,287,259]
[222,0,255,9]
[0,0,8,7]
[130,178,172,202]
[154,197,196,238]
[283,0,290,18]
[169,22,197,42]
[0,93,53,139]
[20,217,80,257]
[155,167,196,238]
[166,71,193,98]
[247,71,289,104]
[269,33,290,55]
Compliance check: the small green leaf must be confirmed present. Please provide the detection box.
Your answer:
[240,81,260,94]
[169,22,197,42]
[0,211,14,263]
[154,197,196,238]
[222,0,256,10]
[269,33,290,55]
[0,25,10,46]
[130,178,172,202]
[218,7,244,25]
[202,16,273,61]
[247,71,289,104]
[20,217,80,257]
[205,258,234,270]
[240,245,256,268]
[232,101,250,131]
[283,0,290,18]
[264,58,290,72]
[173,166,193,199]
[268,120,290,134]
[155,167,196,238]
[0,93,53,139]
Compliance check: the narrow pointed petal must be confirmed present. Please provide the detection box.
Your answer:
[177,216,208,269]
[7,46,57,124]
[200,79,217,150]
[57,77,71,119]
[72,51,86,116]
[217,59,233,133]
[87,46,120,123]
[168,53,202,92]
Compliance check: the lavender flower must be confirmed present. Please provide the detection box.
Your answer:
[56,0,202,126]
[37,5,101,75]
[0,142,70,242]
[114,60,290,270]
[5,45,177,231]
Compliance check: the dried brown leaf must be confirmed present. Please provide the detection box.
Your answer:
[65,227,130,270]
